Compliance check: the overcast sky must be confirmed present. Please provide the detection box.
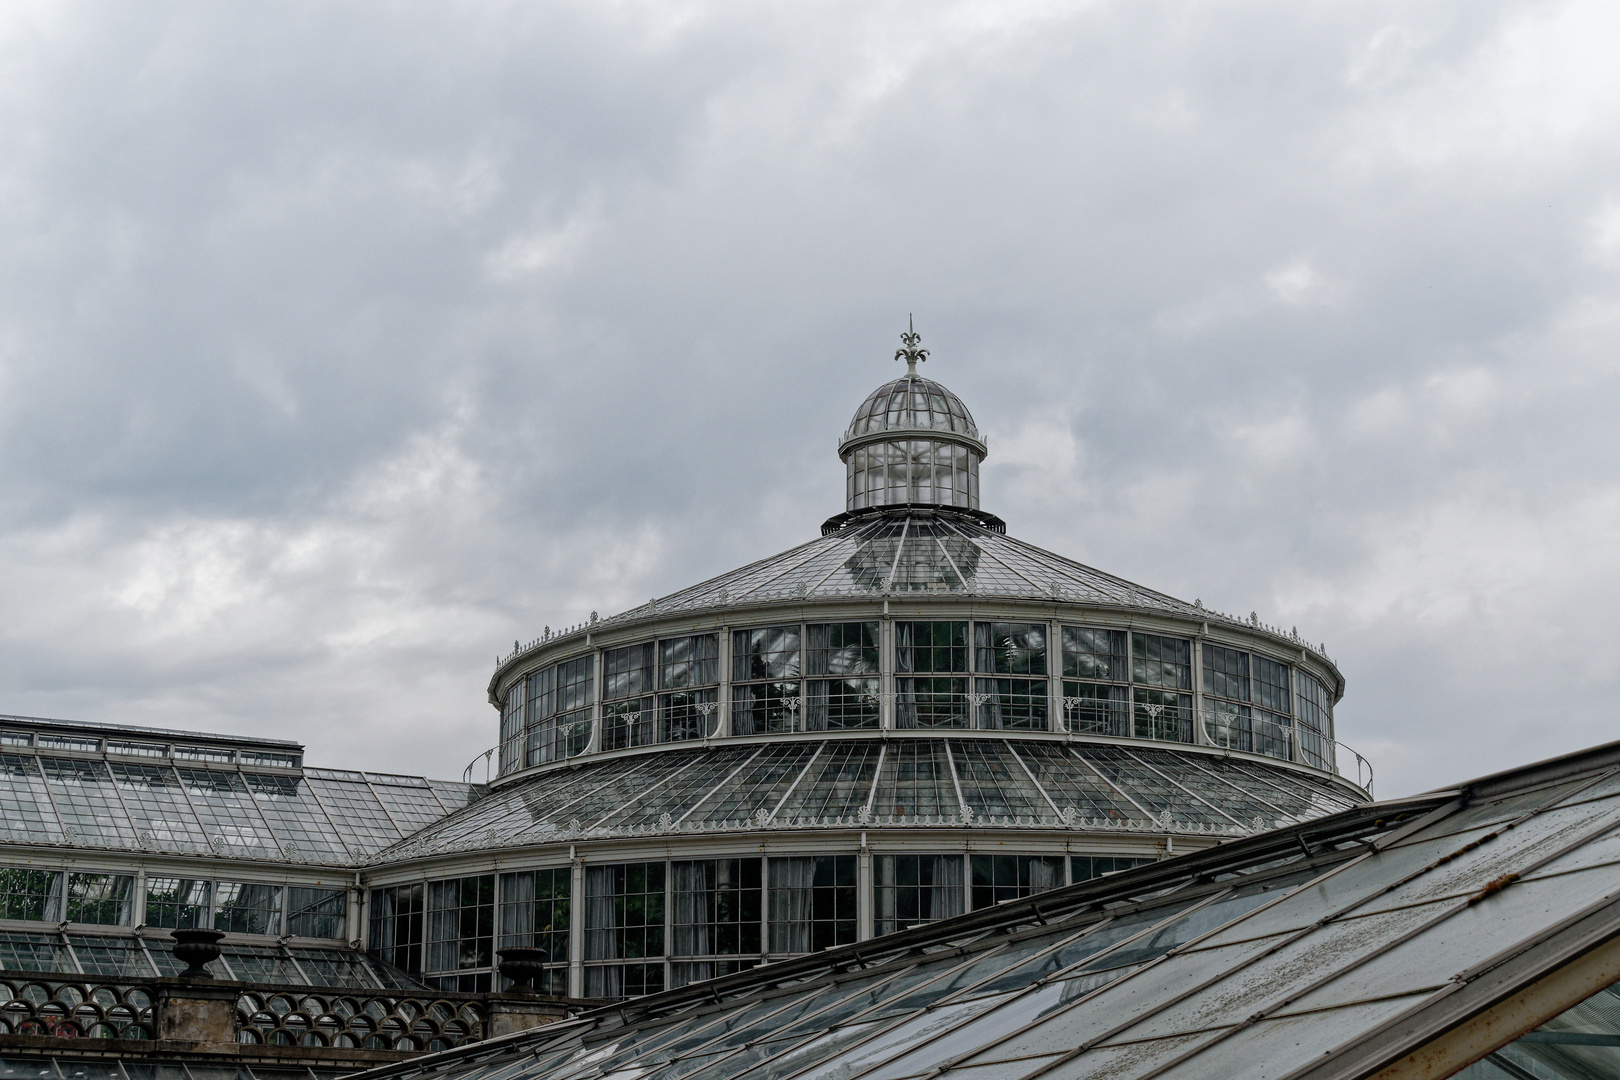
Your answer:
[1,1,1617,796]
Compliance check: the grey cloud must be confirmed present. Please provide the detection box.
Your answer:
[1,0,1617,791]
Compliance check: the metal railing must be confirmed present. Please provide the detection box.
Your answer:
[1334,741,1375,798]
[236,986,487,1051]
[0,971,490,1051]
[1202,712,1295,763]
[1062,699,1196,745]
[0,976,154,1039]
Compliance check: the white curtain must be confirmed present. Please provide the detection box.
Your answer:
[1028,857,1061,894]
[768,858,815,954]
[932,856,966,920]
[425,880,456,972]
[499,871,534,948]
[670,861,712,957]
[584,867,617,961]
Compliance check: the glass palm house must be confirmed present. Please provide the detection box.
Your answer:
[0,327,1366,1024]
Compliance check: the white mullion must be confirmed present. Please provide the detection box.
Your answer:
[942,741,970,821]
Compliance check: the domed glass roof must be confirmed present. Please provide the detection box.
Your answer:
[844,376,979,441]
[377,737,1359,860]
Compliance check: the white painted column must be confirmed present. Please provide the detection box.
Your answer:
[1048,619,1063,732]
[569,850,585,998]
[857,836,873,942]
[718,627,733,739]
[1191,625,1209,746]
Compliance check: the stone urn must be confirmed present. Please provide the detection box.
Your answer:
[497,946,549,995]
[171,928,226,979]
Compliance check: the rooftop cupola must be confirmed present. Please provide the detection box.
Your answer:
[838,320,988,513]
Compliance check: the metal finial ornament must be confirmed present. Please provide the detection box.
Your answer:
[895,314,928,376]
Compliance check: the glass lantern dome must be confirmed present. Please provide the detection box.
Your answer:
[838,324,987,513]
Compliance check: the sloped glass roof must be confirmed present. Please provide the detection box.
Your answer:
[605,511,1228,627]
[0,930,427,990]
[351,740,1620,1080]
[378,738,1359,861]
[0,750,477,865]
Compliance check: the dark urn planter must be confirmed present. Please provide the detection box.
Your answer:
[497,946,549,995]
[171,928,226,979]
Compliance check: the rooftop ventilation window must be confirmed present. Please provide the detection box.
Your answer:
[106,739,169,758]
[239,751,301,770]
[36,734,101,753]
[173,746,235,764]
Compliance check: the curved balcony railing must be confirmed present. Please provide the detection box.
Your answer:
[1202,711,1295,764]
[1334,741,1375,798]
[1061,698,1196,745]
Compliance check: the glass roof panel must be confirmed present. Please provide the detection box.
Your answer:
[0,930,73,973]
[685,743,824,827]
[950,740,1050,823]
[776,742,881,823]
[1006,743,1148,825]
[1116,750,1265,826]
[0,753,64,844]
[593,747,760,830]
[1072,747,1237,828]
[304,774,403,856]
[870,740,961,822]
[72,934,158,979]
[594,513,1224,630]
[107,762,216,853]
[369,777,456,835]
[1170,754,1333,822]
[38,758,140,848]
[174,767,282,856]
[243,772,353,864]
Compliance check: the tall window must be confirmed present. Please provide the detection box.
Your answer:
[1252,656,1294,761]
[368,883,424,974]
[65,873,133,926]
[1202,644,1253,754]
[1132,634,1193,742]
[732,626,802,735]
[527,655,594,767]
[0,868,62,922]
[499,867,571,995]
[975,622,1048,730]
[769,855,856,953]
[896,622,969,728]
[214,881,282,935]
[145,877,209,930]
[970,855,1064,909]
[1061,626,1129,736]
[499,684,525,776]
[1296,672,1333,771]
[806,622,880,730]
[287,887,346,939]
[848,440,977,511]
[585,862,665,998]
[602,643,656,751]
[425,875,495,991]
[660,635,720,742]
[875,855,964,935]
[670,858,761,988]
